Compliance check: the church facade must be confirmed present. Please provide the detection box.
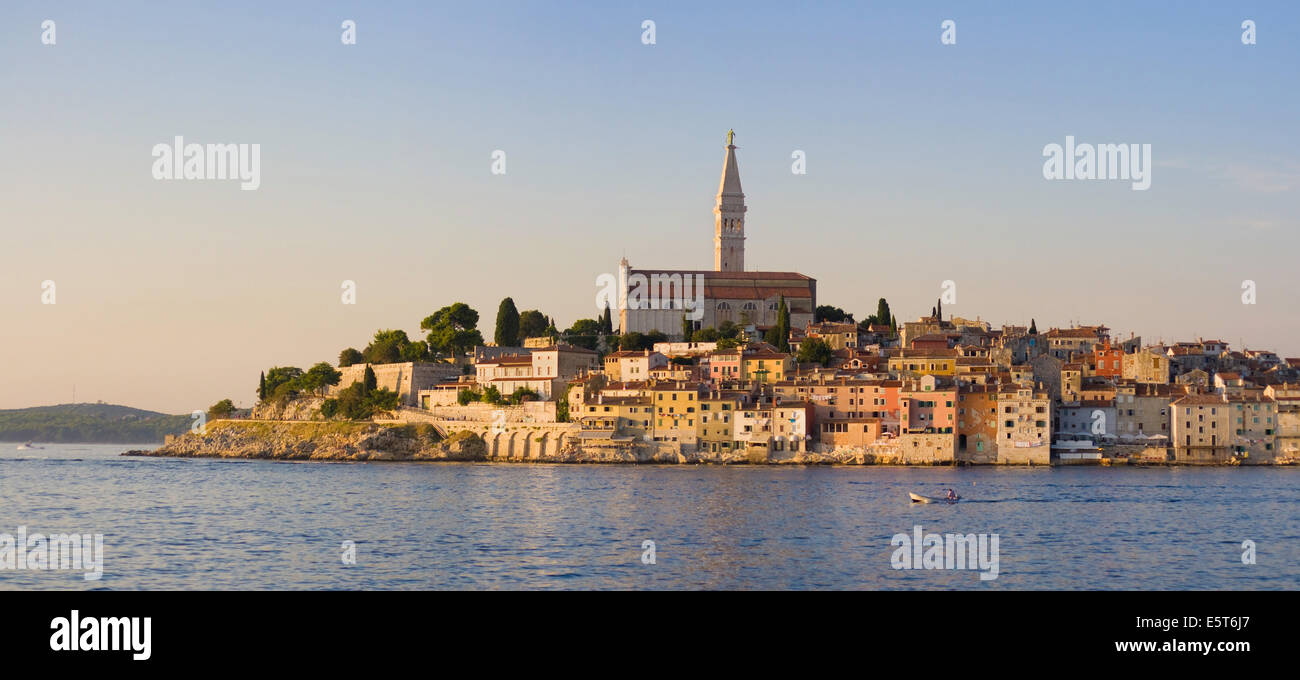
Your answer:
[617,131,816,337]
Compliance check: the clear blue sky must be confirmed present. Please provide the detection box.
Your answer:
[2,1,1297,412]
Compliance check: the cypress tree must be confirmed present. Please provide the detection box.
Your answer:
[362,365,377,395]
[495,297,520,347]
[681,314,692,342]
[775,295,790,352]
[258,371,266,401]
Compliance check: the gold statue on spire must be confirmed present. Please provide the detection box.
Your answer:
[727,129,734,146]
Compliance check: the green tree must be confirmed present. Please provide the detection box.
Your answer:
[362,329,411,364]
[644,330,667,347]
[681,314,693,342]
[600,303,614,335]
[263,367,304,402]
[717,336,740,350]
[257,371,266,400]
[797,337,834,366]
[556,389,570,422]
[617,331,645,351]
[1029,318,1038,335]
[693,327,720,342]
[718,320,740,340]
[482,385,503,405]
[208,399,236,419]
[770,295,791,352]
[338,348,363,367]
[815,305,853,324]
[875,299,892,328]
[519,309,548,339]
[564,318,603,350]
[362,365,377,395]
[299,362,343,395]
[495,297,521,347]
[422,303,484,357]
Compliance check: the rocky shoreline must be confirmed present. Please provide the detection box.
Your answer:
[123,419,924,465]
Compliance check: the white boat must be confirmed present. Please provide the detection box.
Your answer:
[910,492,959,504]
[16,441,42,450]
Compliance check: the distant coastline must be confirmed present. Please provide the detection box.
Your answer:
[0,403,189,444]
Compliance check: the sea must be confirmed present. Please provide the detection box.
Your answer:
[1,442,1296,590]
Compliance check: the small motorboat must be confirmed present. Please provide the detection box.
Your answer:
[16,441,42,450]
[910,492,959,504]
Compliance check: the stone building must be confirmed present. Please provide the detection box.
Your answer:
[616,132,816,337]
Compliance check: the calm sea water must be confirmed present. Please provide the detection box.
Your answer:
[1,442,1296,590]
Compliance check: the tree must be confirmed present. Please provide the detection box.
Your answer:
[519,309,548,339]
[495,297,520,347]
[362,329,412,365]
[875,298,892,327]
[936,297,943,321]
[797,337,834,366]
[644,330,668,348]
[338,348,363,367]
[257,371,266,400]
[815,305,853,324]
[564,318,602,350]
[362,365,377,395]
[1029,318,1038,335]
[482,385,503,405]
[600,303,614,335]
[681,314,693,342]
[262,367,304,403]
[400,340,430,362]
[299,362,343,395]
[770,295,791,352]
[717,337,740,350]
[718,320,740,340]
[693,327,720,342]
[617,331,646,351]
[208,399,236,419]
[422,303,484,357]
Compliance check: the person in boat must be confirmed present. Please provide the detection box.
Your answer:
[945,488,956,501]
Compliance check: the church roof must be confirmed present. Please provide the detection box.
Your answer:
[628,269,814,301]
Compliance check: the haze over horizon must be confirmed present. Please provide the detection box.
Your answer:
[3,1,1297,413]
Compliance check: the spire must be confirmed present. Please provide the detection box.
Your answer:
[718,130,743,197]
[714,130,746,272]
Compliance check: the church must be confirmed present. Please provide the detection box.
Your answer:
[617,131,817,338]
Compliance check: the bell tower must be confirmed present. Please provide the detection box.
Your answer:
[713,129,746,272]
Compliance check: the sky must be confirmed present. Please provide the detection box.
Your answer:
[2,1,1297,413]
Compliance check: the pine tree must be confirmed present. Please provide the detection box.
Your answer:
[495,297,520,347]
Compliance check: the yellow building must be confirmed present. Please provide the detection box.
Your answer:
[579,395,653,440]
[697,390,750,454]
[742,350,793,384]
[651,381,703,448]
[887,349,957,377]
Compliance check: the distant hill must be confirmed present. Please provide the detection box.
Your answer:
[0,403,192,444]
